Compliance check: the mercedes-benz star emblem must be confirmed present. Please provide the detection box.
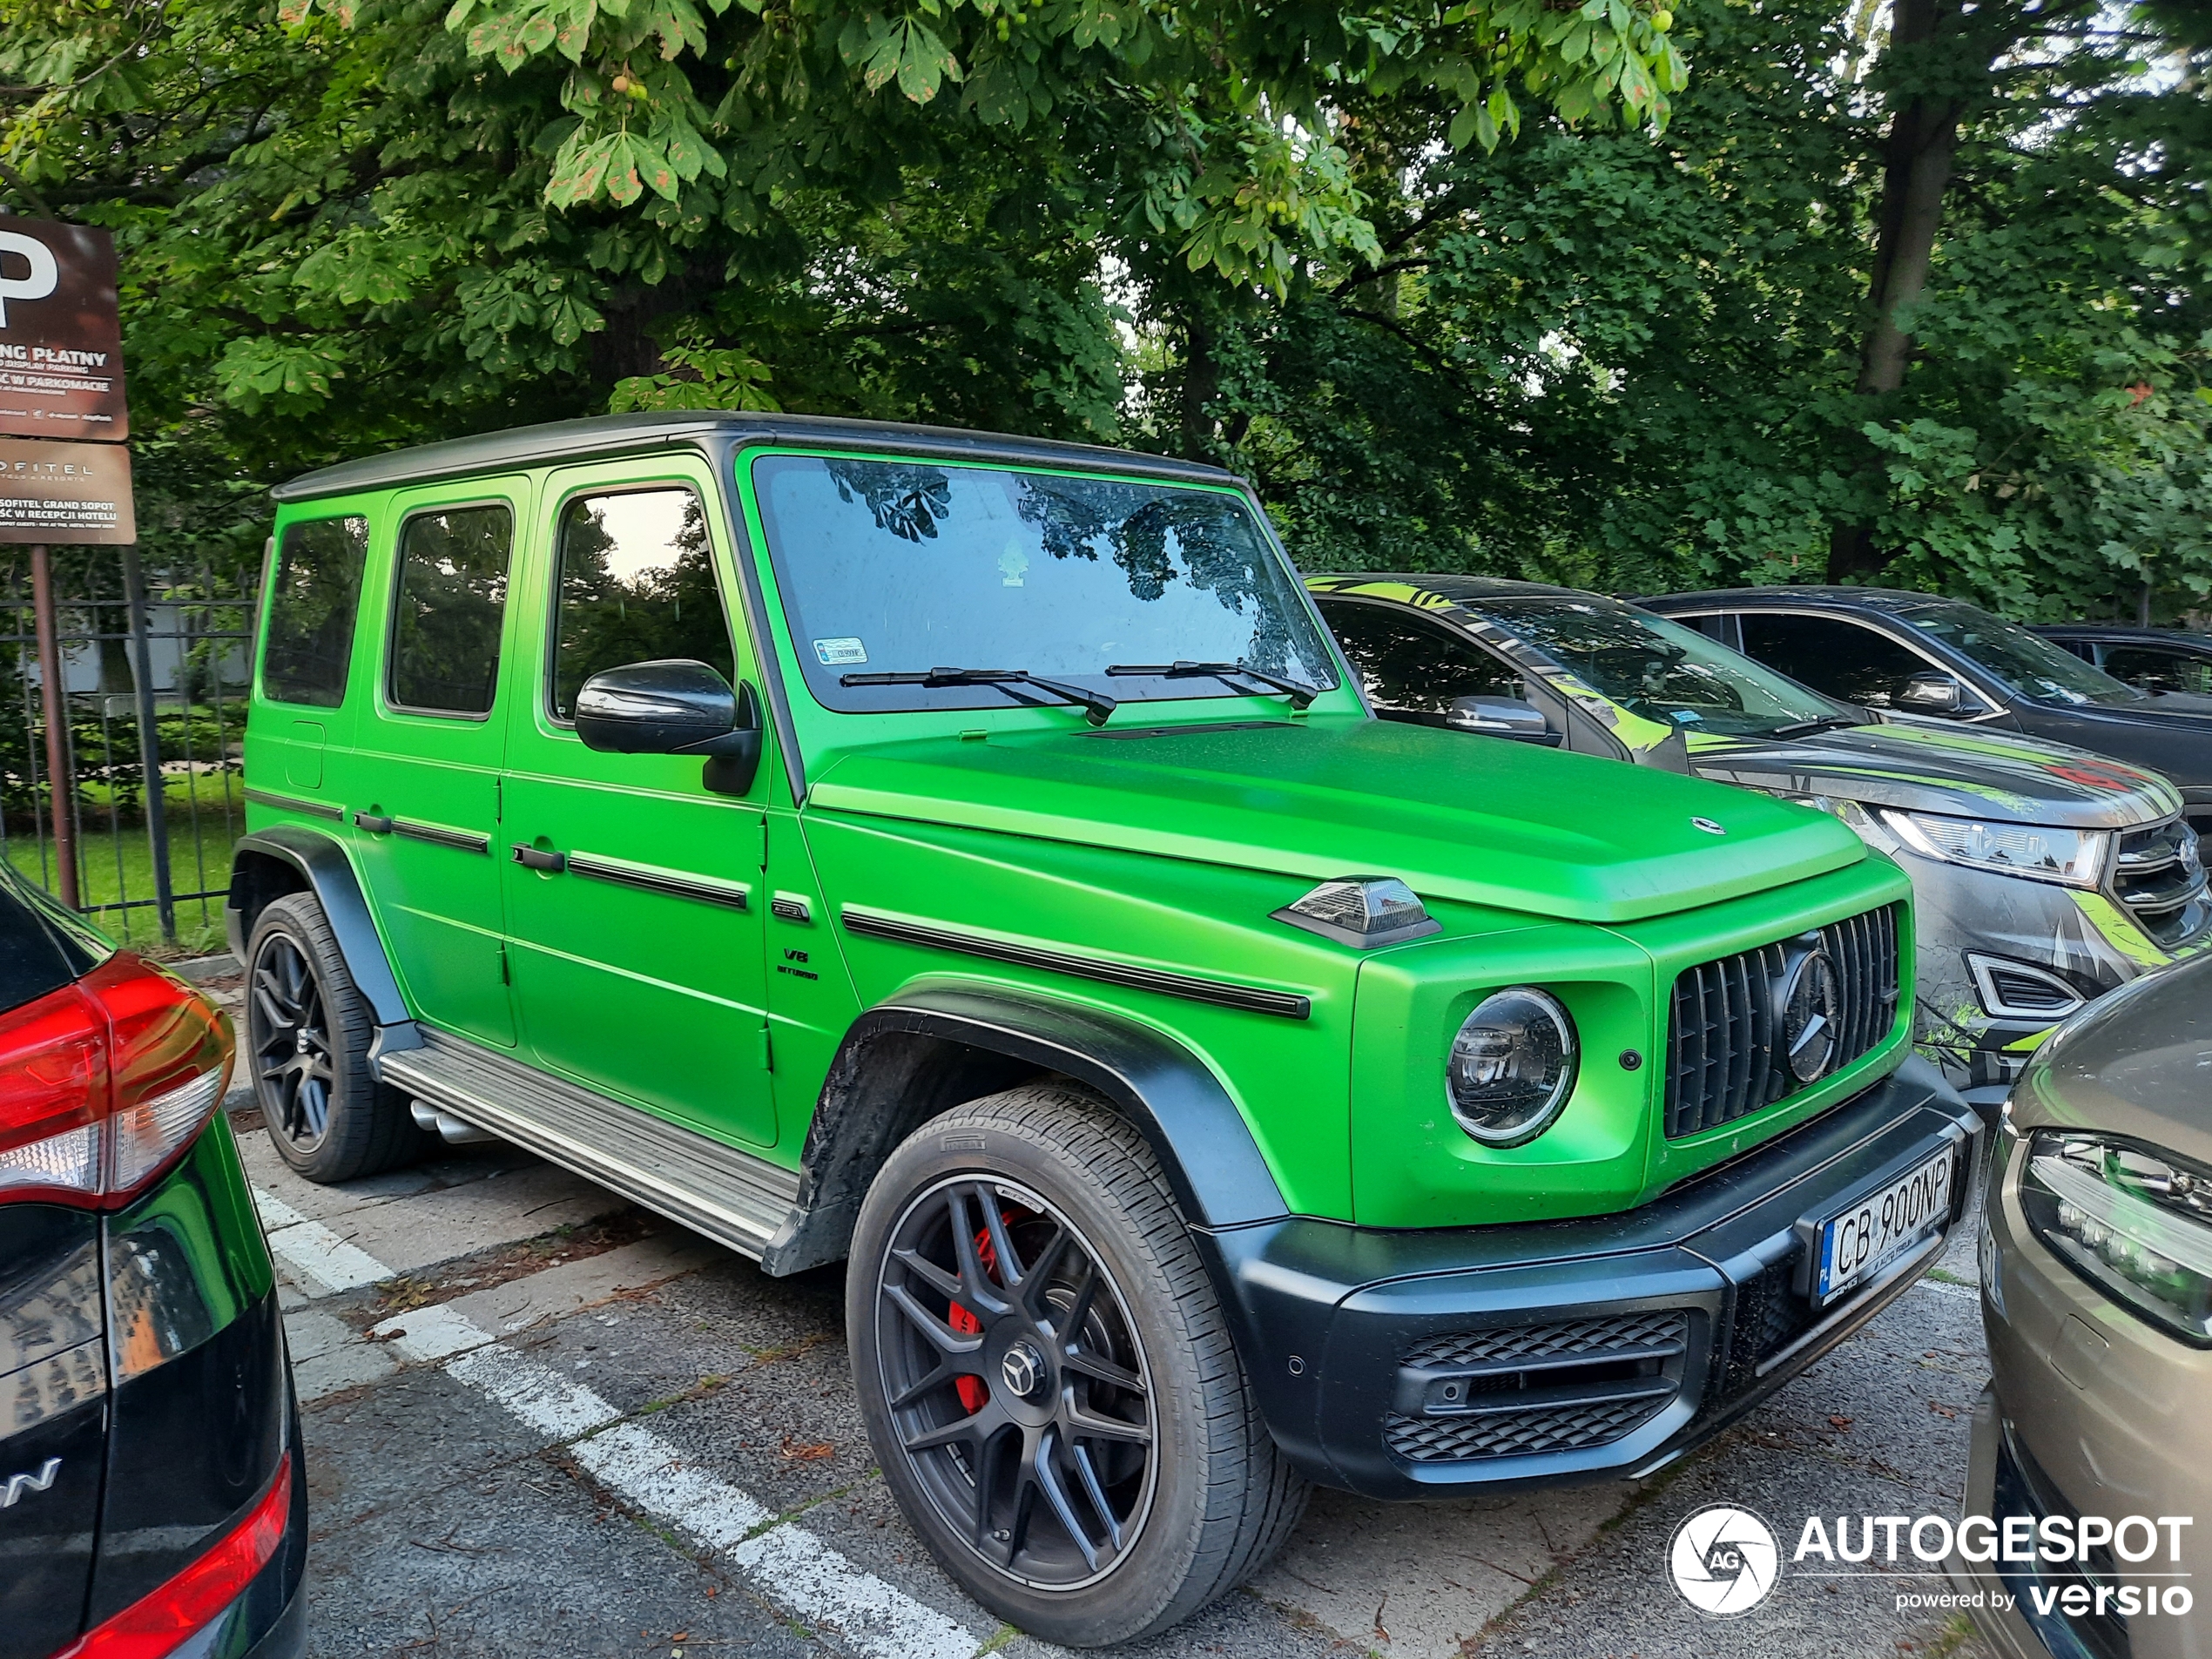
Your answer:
[1691,817,1726,835]
[1669,1504,1779,1615]
[1000,1340,1045,1399]
[1779,946,1843,1082]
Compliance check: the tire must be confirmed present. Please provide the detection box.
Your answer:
[244,891,425,1184]
[847,1082,1308,1647]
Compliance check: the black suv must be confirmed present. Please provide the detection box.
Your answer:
[0,861,306,1659]
[1643,587,2212,837]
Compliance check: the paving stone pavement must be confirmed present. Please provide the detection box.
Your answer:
[230,1086,2000,1659]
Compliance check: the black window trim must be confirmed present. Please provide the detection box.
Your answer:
[1669,604,2013,722]
[542,473,744,732]
[381,495,518,724]
[260,509,373,711]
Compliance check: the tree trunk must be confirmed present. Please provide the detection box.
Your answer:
[1179,310,1219,461]
[1827,0,1968,583]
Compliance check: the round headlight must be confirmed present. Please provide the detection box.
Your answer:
[1447,988,1578,1145]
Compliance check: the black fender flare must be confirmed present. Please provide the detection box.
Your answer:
[226,826,413,1031]
[762,981,1290,1275]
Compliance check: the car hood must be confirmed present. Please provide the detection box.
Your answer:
[2011,952,2212,1157]
[807,717,1866,925]
[1683,722,2182,830]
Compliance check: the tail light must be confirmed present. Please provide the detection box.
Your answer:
[0,953,233,1208]
[58,1450,292,1659]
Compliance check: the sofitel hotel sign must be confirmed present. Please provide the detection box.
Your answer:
[0,215,134,542]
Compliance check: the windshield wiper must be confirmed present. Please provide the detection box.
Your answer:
[1769,715,1860,738]
[1105,659,1321,710]
[840,667,1117,727]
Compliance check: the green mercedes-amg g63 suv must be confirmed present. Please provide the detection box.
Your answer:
[227,414,1978,1645]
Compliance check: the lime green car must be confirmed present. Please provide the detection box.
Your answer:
[227,415,1977,1645]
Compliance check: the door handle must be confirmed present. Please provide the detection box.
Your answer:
[511,844,566,873]
[354,812,394,833]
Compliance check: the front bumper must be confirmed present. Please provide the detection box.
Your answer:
[1207,1055,1979,1499]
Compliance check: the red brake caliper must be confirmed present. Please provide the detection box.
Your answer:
[948,1222,1002,1413]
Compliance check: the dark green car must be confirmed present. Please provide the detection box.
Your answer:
[228,413,1977,1644]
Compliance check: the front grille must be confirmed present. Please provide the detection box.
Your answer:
[2112,818,2209,949]
[1663,905,1901,1139]
[1385,1311,1688,1465]
[1386,1393,1669,1462]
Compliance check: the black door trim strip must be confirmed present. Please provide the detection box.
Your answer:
[391,819,492,855]
[567,852,751,910]
[244,788,344,822]
[840,907,1312,1019]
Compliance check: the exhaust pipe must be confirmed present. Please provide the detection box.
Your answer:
[409,1099,499,1146]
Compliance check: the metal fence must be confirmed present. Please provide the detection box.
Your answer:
[1,550,255,955]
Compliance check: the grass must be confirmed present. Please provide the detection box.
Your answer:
[4,770,244,957]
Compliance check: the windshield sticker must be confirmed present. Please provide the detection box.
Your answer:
[813,637,868,666]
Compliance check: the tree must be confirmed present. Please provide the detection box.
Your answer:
[1180,0,2211,622]
[3,0,2204,624]
[0,0,1683,483]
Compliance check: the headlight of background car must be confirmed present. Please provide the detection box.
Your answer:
[1880,810,2107,887]
[1447,988,1578,1145]
[2021,1132,2212,1343]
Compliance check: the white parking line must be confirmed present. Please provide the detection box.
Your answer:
[253,1191,395,1295]
[260,1186,984,1659]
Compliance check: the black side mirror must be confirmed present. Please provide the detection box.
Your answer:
[575,659,764,795]
[1895,671,1967,717]
[1447,696,1559,745]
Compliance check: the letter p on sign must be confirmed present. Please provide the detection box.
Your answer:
[0,232,59,328]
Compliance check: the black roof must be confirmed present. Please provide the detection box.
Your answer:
[2033,622,2212,646]
[273,412,1241,504]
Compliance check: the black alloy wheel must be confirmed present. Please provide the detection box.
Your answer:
[873,1175,1157,1591]
[244,892,423,1183]
[250,931,336,1153]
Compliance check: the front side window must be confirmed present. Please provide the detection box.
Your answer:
[389,505,512,715]
[551,487,735,721]
[752,455,1339,714]
[1318,602,1525,714]
[1737,613,1934,709]
[1891,600,2141,707]
[1476,596,1847,736]
[262,515,368,707]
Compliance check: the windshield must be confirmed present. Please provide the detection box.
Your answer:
[1890,601,2142,707]
[1474,594,1855,737]
[752,455,1338,715]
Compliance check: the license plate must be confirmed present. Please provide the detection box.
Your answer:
[1813,1148,1956,1305]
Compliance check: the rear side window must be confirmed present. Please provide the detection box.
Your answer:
[2103,645,2212,697]
[1737,612,1932,708]
[550,487,735,721]
[389,505,513,715]
[262,516,369,707]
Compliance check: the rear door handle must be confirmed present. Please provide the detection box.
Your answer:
[354,813,394,833]
[511,844,565,873]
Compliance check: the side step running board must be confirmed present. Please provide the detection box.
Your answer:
[380,1028,802,1261]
